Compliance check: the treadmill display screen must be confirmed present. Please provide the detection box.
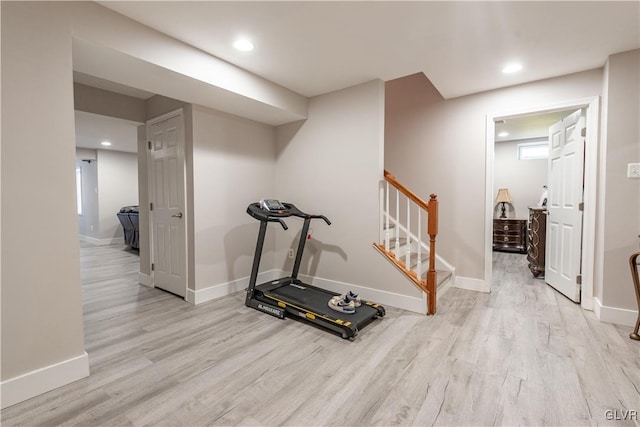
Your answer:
[260,199,286,211]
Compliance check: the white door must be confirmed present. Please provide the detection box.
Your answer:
[148,111,187,297]
[545,109,585,302]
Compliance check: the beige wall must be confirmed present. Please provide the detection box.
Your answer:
[274,80,421,299]
[599,49,640,311]
[191,105,277,291]
[385,69,602,280]
[494,139,548,219]
[1,2,86,380]
[74,83,146,123]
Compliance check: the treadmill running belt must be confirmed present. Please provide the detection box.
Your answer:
[268,284,379,324]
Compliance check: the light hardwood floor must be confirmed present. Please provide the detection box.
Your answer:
[2,243,639,426]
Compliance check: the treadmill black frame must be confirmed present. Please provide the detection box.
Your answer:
[245,202,385,339]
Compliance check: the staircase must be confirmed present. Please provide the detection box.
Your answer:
[373,170,455,314]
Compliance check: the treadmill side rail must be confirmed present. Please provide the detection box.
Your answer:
[247,299,285,319]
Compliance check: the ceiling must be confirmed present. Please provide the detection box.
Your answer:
[75,111,141,153]
[495,110,571,142]
[75,1,639,152]
[98,1,639,99]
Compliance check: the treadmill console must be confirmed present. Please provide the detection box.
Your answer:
[259,198,286,211]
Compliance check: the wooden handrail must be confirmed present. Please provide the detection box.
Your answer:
[383,170,430,212]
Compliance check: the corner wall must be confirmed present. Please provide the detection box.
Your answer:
[1,2,88,407]
[385,69,602,281]
[274,80,424,307]
[189,105,277,303]
[597,49,640,321]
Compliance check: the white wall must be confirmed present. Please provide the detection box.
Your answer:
[494,139,548,219]
[385,69,602,280]
[191,105,277,293]
[96,150,139,240]
[274,80,423,302]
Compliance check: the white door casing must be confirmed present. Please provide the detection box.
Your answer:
[545,109,585,302]
[148,110,187,297]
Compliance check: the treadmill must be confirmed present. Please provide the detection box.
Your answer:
[245,200,385,339]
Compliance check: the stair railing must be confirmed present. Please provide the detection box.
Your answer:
[375,170,439,314]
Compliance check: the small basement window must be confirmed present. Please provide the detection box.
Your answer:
[76,167,83,215]
[518,141,549,160]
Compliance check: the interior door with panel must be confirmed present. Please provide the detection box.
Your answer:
[148,111,187,297]
[545,109,585,302]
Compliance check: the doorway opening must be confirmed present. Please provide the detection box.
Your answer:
[484,97,600,311]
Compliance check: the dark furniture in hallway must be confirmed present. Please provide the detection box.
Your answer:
[527,207,547,277]
[493,218,527,254]
[116,206,139,249]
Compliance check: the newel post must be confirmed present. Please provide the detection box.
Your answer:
[426,194,438,314]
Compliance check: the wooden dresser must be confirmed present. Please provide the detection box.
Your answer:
[527,208,547,277]
[493,218,527,254]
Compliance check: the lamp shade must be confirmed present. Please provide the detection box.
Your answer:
[495,188,513,203]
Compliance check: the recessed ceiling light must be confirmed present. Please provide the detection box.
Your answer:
[233,39,254,52]
[502,63,523,74]
[101,141,112,146]
[498,131,509,137]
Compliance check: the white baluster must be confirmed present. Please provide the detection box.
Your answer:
[380,181,389,251]
[417,209,422,279]
[394,188,400,256]
[406,198,411,265]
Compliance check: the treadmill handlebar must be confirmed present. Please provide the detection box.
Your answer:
[312,215,331,225]
[246,202,331,227]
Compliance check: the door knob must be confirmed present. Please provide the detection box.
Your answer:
[171,212,183,218]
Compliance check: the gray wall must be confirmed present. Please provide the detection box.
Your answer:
[96,150,139,240]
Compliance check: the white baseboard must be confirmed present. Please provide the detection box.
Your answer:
[594,297,638,327]
[297,272,427,315]
[138,272,152,288]
[454,276,489,293]
[1,352,89,409]
[78,235,122,246]
[187,269,434,315]
[186,270,280,305]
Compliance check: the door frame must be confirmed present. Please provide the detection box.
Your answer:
[484,96,600,311]
[146,107,188,297]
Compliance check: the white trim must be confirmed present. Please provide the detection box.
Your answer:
[186,270,280,305]
[78,235,123,246]
[296,272,427,315]
[1,352,89,409]
[594,297,638,327]
[485,96,600,308]
[138,272,153,288]
[454,276,488,293]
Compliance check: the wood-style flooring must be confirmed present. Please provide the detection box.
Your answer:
[2,243,639,426]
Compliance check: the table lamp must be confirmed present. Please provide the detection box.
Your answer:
[495,188,513,219]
